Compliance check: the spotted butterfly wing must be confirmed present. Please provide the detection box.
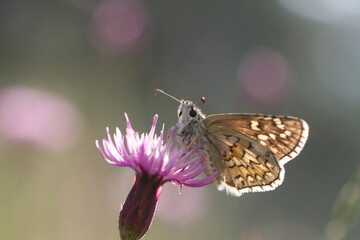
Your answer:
[202,114,309,196]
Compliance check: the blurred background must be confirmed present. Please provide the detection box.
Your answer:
[0,0,359,239]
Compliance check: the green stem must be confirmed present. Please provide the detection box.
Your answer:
[321,166,360,240]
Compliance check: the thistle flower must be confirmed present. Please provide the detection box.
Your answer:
[95,114,215,240]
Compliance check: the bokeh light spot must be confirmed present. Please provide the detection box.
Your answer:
[313,27,360,105]
[0,86,83,151]
[156,184,209,226]
[90,0,149,55]
[277,0,360,24]
[238,47,290,103]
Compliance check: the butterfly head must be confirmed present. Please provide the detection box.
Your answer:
[177,100,205,128]
[153,89,206,129]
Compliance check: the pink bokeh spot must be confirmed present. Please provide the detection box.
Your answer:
[0,86,83,151]
[238,48,290,103]
[156,184,209,226]
[90,0,148,55]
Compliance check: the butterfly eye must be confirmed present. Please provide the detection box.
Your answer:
[189,109,197,117]
[178,111,182,117]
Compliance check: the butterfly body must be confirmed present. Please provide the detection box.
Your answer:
[176,99,309,197]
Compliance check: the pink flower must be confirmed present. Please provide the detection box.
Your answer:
[96,114,215,240]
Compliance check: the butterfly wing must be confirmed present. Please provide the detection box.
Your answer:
[202,114,309,196]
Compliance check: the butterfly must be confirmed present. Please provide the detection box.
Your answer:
[154,89,309,197]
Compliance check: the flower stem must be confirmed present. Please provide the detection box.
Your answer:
[119,173,162,240]
[321,165,360,240]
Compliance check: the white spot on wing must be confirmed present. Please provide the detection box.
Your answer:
[259,140,267,146]
[269,133,276,139]
[277,124,285,130]
[258,134,269,141]
[251,120,261,131]
[273,118,282,125]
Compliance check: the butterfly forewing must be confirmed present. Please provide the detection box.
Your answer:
[204,114,309,163]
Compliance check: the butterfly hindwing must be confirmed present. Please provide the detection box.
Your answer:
[204,124,284,196]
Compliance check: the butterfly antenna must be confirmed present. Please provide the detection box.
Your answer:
[194,96,206,105]
[153,89,181,103]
